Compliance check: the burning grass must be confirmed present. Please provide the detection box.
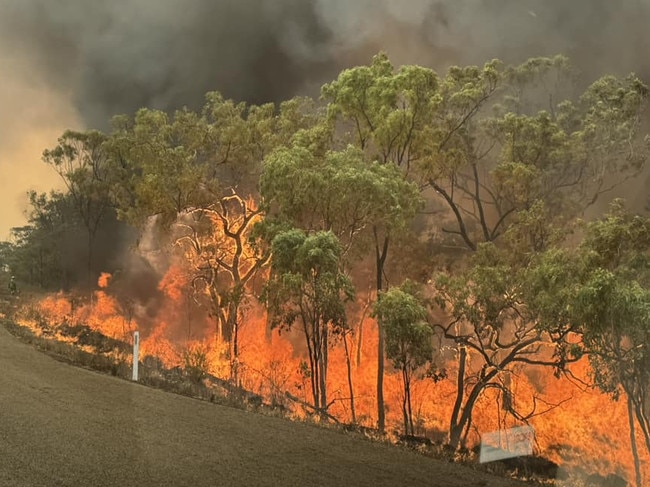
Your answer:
[0,283,645,487]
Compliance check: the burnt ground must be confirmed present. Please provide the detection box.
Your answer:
[0,318,529,487]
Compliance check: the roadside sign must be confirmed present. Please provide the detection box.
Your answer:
[479,425,535,463]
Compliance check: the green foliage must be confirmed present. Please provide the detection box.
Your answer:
[107,107,217,226]
[579,200,650,275]
[42,130,118,283]
[322,53,441,430]
[322,52,441,168]
[567,204,650,400]
[42,131,114,230]
[264,229,354,331]
[107,93,319,228]
[520,247,578,333]
[418,55,648,252]
[373,281,433,435]
[263,229,353,410]
[6,191,90,289]
[373,285,432,373]
[260,141,422,255]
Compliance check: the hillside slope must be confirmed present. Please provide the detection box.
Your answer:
[0,322,525,487]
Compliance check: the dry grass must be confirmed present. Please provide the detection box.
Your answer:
[0,297,617,486]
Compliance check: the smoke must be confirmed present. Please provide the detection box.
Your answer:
[2,0,650,238]
[315,0,650,79]
[0,35,78,239]
[0,0,333,128]
[4,1,650,127]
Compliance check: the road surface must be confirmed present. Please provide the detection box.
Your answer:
[0,322,524,486]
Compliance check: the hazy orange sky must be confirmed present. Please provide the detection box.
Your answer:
[2,0,649,241]
[0,44,81,239]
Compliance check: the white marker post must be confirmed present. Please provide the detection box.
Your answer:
[132,331,140,381]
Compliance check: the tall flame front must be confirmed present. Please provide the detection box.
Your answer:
[19,264,646,484]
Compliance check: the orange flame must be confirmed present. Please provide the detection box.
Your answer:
[18,271,650,484]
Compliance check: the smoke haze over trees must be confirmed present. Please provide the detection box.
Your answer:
[3,4,650,484]
[3,0,650,237]
[2,0,650,125]
[0,0,650,238]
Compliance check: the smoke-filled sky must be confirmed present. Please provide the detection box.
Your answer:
[1,0,650,238]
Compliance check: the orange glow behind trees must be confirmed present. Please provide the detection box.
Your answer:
[18,274,649,482]
[7,53,650,486]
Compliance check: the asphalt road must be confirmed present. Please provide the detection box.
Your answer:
[0,323,524,487]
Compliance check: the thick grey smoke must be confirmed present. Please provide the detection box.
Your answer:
[316,0,650,79]
[2,0,650,237]
[0,0,332,127]
[3,0,650,126]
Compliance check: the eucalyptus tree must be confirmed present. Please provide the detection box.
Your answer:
[569,202,650,487]
[42,130,114,283]
[318,58,440,429]
[105,93,319,375]
[261,131,421,428]
[324,52,649,435]
[262,229,354,414]
[373,283,432,436]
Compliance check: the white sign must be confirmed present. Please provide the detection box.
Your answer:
[132,331,140,381]
[479,425,535,463]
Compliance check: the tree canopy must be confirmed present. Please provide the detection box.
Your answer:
[5,51,650,484]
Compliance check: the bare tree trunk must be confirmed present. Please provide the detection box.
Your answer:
[231,318,239,385]
[319,325,328,413]
[226,296,242,385]
[628,394,643,487]
[343,331,356,423]
[186,298,192,341]
[355,293,372,368]
[356,320,363,367]
[310,353,319,410]
[39,247,44,288]
[223,298,237,343]
[305,320,319,410]
[449,347,467,448]
[87,231,93,286]
[214,314,223,343]
[406,370,414,436]
[633,399,650,455]
[375,229,389,432]
[402,367,409,435]
[451,378,489,450]
[377,310,385,431]
[208,284,224,341]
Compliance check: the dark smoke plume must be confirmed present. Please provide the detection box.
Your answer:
[2,0,650,235]
[0,0,333,126]
[4,0,650,127]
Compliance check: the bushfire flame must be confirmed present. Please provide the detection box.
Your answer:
[19,270,649,483]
